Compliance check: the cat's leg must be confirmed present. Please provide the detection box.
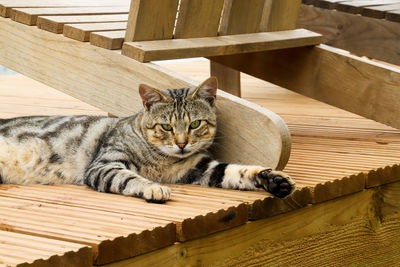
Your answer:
[84,161,170,203]
[180,157,295,198]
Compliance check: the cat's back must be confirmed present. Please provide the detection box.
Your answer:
[0,115,117,185]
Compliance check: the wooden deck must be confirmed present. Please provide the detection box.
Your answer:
[1,60,400,265]
[0,0,400,265]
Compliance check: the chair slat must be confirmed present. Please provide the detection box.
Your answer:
[124,0,179,41]
[263,0,301,31]
[219,0,267,35]
[174,0,224,38]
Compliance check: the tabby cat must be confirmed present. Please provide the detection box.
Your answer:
[0,77,295,203]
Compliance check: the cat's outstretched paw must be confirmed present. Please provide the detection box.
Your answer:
[256,169,295,198]
[143,184,171,203]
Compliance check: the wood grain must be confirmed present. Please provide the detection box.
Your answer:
[210,61,241,97]
[122,29,322,62]
[37,14,129,34]
[0,230,92,267]
[124,0,178,41]
[63,22,127,42]
[90,30,126,50]
[264,0,302,31]
[174,0,224,39]
[12,6,129,25]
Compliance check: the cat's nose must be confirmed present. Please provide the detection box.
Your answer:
[177,143,187,149]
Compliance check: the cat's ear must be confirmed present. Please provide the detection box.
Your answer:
[139,84,168,110]
[191,77,217,106]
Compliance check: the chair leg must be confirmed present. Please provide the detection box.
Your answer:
[210,60,241,97]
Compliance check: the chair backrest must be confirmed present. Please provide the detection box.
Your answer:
[124,0,301,42]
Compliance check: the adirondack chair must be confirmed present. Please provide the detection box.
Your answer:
[0,0,323,171]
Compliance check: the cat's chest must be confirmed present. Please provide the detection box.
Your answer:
[138,155,202,183]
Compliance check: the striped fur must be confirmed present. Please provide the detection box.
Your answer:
[0,77,295,202]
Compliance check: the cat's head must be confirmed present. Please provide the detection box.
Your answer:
[139,77,217,158]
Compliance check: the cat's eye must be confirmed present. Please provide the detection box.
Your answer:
[189,120,201,129]
[161,124,173,131]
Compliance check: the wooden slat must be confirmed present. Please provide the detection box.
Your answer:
[124,0,179,42]
[37,14,129,34]
[0,230,92,267]
[12,6,129,25]
[90,30,126,50]
[297,4,400,69]
[174,0,224,39]
[312,0,355,10]
[361,3,400,19]
[219,0,267,35]
[63,22,127,42]
[0,0,129,17]
[209,44,400,130]
[263,0,302,31]
[336,0,400,14]
[123,29,322,62]
[385,8,400,22]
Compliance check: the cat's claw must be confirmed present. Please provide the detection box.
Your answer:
[257,169,295,198]
[143,184,171,203]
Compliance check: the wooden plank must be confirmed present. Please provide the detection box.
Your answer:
[37,14,129,34]
[219,0,267,35]
[0,0,129,17]
[385,8,400,22]
[122,29,322,62]
[0,230,92,267]
[124,0,179,42]
[209,44,400,130]
[336,0,400,14]
[174,0,224,39]
[263,0,302,31]
[0,16,291,170]
[297,4,400,66]
[12,6,129,25]
[63,22,127,42]
[90,30,125,50]
[361,3,400,19]
[106,184,400,266]
[312,0,352,10]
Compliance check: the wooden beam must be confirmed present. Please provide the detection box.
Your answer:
[122,29,322,62]
[210,61,241,97]
[209,44,400,130]
[0,16,290,170]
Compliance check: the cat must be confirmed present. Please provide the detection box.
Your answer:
[0,77,295,203]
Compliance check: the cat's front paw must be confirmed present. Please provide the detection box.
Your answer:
[143,184,171,203]
[256,169,295,198]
